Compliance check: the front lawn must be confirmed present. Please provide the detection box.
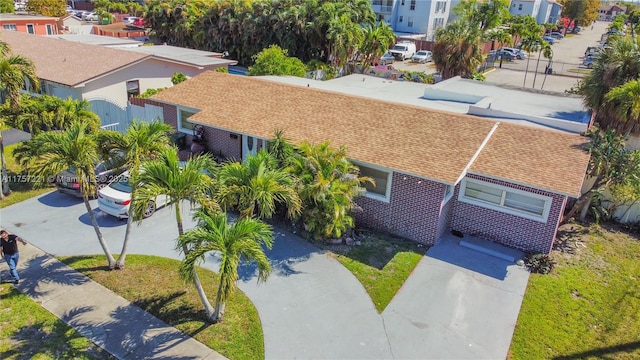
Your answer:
[0,143,54,208]
[60,255,264,360]
[509,222,640,359]
[314,231,426,312]
[0,283,114,360]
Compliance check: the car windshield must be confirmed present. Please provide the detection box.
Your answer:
[416,51,427,55]
[110,176,132,193]
[392,45,407,51]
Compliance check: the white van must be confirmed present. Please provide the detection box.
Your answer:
[389,41,417,61]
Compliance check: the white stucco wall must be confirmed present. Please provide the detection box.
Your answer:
[80,58,206,107]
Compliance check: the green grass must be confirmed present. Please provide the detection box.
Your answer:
[0,283,115,360]
[60,255,264,360]
[315,232,426,312]
[509,223,640,359]
[1,143,54,209]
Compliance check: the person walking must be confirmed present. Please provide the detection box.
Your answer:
[1,230,27,284]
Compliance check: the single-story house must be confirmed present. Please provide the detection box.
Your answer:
[0,13,58,35]
[148,71,590,254]
[1,30,236,131]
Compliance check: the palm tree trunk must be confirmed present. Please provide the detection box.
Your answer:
[116,185,138,269]
[523,56,532,87]
[0,132,7,199]
[175,201,215,320]
[83,197,116,268]
[532,49,542,88]
[212,275,226,323]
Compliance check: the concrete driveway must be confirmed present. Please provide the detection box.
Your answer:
[382,234,530,360]
[1,191,530,359]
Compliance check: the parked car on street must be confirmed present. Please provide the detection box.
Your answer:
[411,50,433,63]
[548,32,564,40]
[379,52,395,65]
[582,53,601,68]
[83,12,100,22]
[542,36,555,45]
[123,16,139,24]
[499,47,526,59]
[132,18,147,27]
[490,49,515,61]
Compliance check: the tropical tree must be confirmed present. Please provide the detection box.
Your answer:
[433,21,484,79]
[326,13,365,75]
[580,37,640,134]
[177,208,273,323]
[454,0,510,32]
[563,127,640,223]
[247,45,307,77]
[0,0,14,13]
[557,0,600,31]
[216,150,301,220]
[359,21,395,73]
[13,122,119,267]
[288,141,371,239]
[97,120,172,269]
[0,40,39,198]
[266,129,295,169]
[602,80,640,134]
[25,0,66,17]
[134,146,218,314]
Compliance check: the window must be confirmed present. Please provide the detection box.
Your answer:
[356,163,392,202]
[408,16,414,27]
[399,15,403,23]
[46,24,54,35]
[442,1,447,12]
[126,80,140,98]
[178,108,197,132]
[459,179,551,222]
[373,0,381,5]
[410,0,416,10]
[518,4,523,11]
[3,24,17,31]
[26,24,35,34]
[401,0,405,5]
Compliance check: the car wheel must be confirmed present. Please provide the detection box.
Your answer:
[143,200,156,218]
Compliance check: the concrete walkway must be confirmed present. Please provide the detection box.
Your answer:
[1,191,531,359]
[9,241,226,360]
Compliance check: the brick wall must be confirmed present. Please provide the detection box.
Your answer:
[449,174,567,254]
[204,128,241,161]
[354,172,446,244]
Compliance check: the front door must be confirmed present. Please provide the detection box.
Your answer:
[242,135,258,161]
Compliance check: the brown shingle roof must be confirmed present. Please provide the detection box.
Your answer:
[0,30,149,87]
[152,71,589,196]
[470,123,589,196]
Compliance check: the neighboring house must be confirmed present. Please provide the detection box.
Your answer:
[371,0,451,40]
[1,30,236,131]
[509,0,542,21]
[0,14,58,35]
[58,14,94,35]
[536,0,563,24]
[597,4,626,21]
[149,71,590,254]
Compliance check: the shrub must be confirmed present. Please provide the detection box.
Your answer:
[524,253,556,274]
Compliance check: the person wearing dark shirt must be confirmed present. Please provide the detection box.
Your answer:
[1,230,27,284]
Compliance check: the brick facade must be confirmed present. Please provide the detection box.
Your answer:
[203,128,242,161]
[449,174,567,254]
[354,172,447,244]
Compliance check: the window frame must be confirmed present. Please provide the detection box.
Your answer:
[410,0,416,10]
[354,162,392,203]
[408,16,414,27]
[26,24,35,34]
[399,15,403,23]
[126,80,140,99]
[458,179,552,223]
[46,24,54,35]
[177,106,200,133]
[3,24,17,31]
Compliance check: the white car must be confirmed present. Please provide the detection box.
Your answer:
[411,50,433,63]
[83,12,100,22]
[123,16,139,24]
[97,172,165,219]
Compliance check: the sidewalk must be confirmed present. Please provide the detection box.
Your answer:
[10,242,227,360]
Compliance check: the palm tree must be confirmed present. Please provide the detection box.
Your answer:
[288,141,372,239]
[432,21,484,79]
[177,207,273,323]
[13,122,118,267]
[98,120,172,269]
[0,39,39,198]
[134,146,218,315]
[359,21,395,73]
[216,150,301,220]
[603,80,640,135]
[581,37,640,134]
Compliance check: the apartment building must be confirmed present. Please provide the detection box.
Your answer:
[371,0,451,40]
